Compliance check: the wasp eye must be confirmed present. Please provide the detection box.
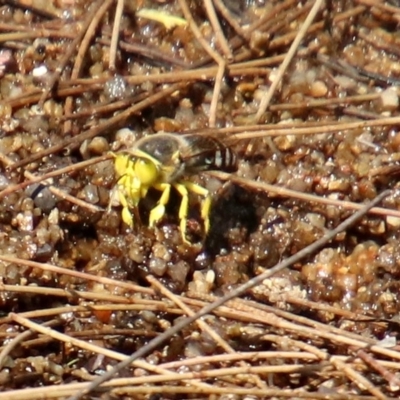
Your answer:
[134,158,158,185]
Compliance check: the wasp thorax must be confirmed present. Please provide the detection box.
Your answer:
[134,158,158,185]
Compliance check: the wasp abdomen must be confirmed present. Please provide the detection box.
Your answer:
[206,145,237,172]
[181,134,237,173]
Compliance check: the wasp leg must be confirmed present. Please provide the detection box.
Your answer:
[115,187,134,227]
[115,172,143,228]
[117,177,135,227]
[181,181,211,234]
[149,183,171,227]
[173,182,190,243]
[111,153,141,227]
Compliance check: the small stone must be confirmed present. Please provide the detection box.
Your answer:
[386,215,400,228]
[310,80,328,97]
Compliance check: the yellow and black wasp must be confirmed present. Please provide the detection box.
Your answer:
[111,132,237,243]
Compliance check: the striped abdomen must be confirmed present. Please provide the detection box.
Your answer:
[181,134,238,173]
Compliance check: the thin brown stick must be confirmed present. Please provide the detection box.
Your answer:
[0,63,272,111]
[0,154,110,200]
[356,349,400,392]
[209,171,400,219]
[232,91,381,116]
[2,0,60,19]
[333,357,387,400]
[358,28,400,58]
[177,0,223,64]
[159,349,400,372]
[0,84,104,110]
[0,284,137,304]
[59,92,158,121]
[213,0,249,40]
[0,153,102,213]
[209,62,225,127]
[255,0,325,122]
[0,255,153,297]
[232,0,310,64]
[116,39,189,68]
[114,386,387,399]
[0,303,184,326]
[0,31,72,42]
[0,22,74,37]
[245,0,298,35]
[228,115,400,141]
[204,0,232,60]
[355,0,400,15]
[268,92,380,111]
[0,372,377,400]
[266,5,365,52]
[109,0,124,71]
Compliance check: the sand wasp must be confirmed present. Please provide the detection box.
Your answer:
[111,132,237,242]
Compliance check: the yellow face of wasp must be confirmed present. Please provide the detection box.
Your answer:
[113,153,161,226]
